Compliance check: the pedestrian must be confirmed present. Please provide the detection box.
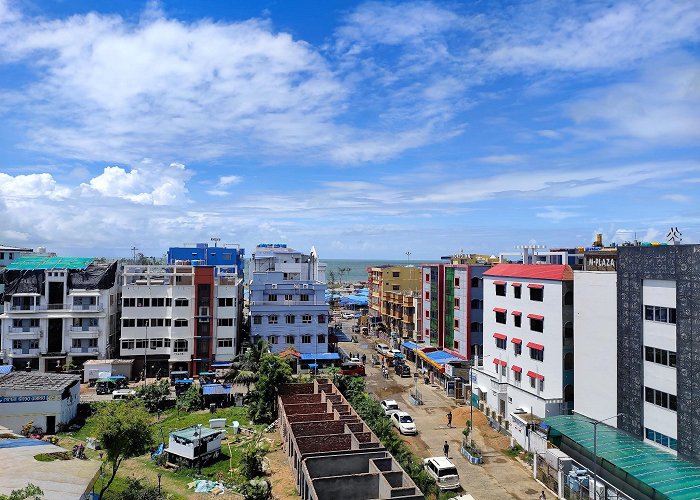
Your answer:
[447,410,452,428]
[539,491,546,500]
[443,440,449,458]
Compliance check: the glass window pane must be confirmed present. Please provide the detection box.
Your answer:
[661,350,668,365]
[645,305,654,320]
[655,433,663,444]
[645,387,653,403]
[645,346,654,362]
[669,352,677,368]
[655,390,663,406]
[669,308,677,324]
[659,308,668,322]
[661,435,669,447]
[655,349,662,364]
[670,438,677,450]
[661,392,668,408]
[670,395,677,411]
[646,428,654,440]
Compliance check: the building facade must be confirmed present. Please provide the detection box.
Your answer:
[121,263,243,377]
[473,264,574,440]
[421,264,488,358]
[249,244,329,355]
[0,257,119,372]
[367,266,421,319]
[381,291,421,341]
[167,242,245,277]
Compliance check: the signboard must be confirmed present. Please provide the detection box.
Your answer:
[584,251,617,271]
[445,363,454,377]
[470,372,477,383]
[0,395,48,403]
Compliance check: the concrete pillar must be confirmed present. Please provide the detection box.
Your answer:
[558,468,565,499]
[533,452,538,480]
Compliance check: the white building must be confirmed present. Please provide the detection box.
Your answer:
[0,257,119,372]
[249,244,329,355]
[472,264,574,446]
[0,371,80,434]
[121,263,243,378]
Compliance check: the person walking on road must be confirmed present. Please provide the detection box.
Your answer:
[447,410,452,428]
[443,440,449,458]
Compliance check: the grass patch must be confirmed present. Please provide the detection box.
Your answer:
[502,445,524,459]
[34,451,72,462]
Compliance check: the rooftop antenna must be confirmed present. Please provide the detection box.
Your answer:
[666,227,682,245]
[211,237,221,248]
[131,246,138,260]
[405,251,411,263]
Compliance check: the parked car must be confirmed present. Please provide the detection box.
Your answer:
[380,399,400,416]
[391,411,417,435]
[340,363,366,377]
[347,357,362,365]
[112,389,136,400]
[423,457,460,491]
[375,343,390,355]
[342,312,354,319]
[395,362,411,377]
[388,348,401,357]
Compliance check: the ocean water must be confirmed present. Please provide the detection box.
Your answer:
[323,259,442,283]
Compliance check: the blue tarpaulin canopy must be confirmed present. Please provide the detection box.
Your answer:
[0,365,13,375]
[424,350,461,365]
[202,384,231,395]
[210,362,232,368]
[401,341,419,350]
[309,364,318,369]
[300,353,340,361]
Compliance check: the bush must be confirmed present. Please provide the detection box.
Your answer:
[240,445,265,480]
[176,385,203,413]
[120,477,166,500]
[136,380,171,413]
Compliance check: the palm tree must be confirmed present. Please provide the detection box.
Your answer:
[226,338,268,387]
[234,369,258,393]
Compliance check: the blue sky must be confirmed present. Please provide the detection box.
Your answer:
[0,0,698,259]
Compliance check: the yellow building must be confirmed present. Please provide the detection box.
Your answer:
[367,265,421,319]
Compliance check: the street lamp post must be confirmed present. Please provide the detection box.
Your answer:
[577,412,624,499]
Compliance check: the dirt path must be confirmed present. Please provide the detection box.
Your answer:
[265,435,300,500]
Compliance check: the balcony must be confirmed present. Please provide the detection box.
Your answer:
[490,379,508,394]
[8,327,42,335]
[10,348,41,356]
[7,303,103,313]
[70,347,99,355]
[69,326,101,333]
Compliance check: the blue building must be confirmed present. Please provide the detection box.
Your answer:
[167,243,245,277]
[249,245,329,355]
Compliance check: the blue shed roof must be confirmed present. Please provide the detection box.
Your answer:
[300,353,340,361]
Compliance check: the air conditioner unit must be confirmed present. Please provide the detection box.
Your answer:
[271,284,278,289]
[302,284,309,289]
[294,284,300,289]
[199,306,209,316]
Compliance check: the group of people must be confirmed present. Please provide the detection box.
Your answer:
[381,365,389,379]
[72,443,86,459]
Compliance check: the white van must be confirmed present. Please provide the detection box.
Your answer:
[112,389,136,400]
[423,456,460,491]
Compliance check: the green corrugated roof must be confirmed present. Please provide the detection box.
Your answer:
[545,414,700,500]
[6,256,93,270]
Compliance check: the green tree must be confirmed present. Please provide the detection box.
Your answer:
[94,400,155,498]
[240,444,265,480]
[120,477,166,500]
[136,379,171,413]
[176,384,203,412]
[0,484,43,500]
[247,354,292,424]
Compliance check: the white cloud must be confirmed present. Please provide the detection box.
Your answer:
[219,176,242,186]
[536,207,578,223]
[478,154,525,165]
[662,194,692,203]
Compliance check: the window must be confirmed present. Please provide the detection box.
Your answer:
[218,297,234,307]
[496,338,506,349]
[12,340,21,349]
[514,371,521,383]
[302,315,312,324]
[123,318,135,328]
[495,284,506,296]
[137,298,150,307]
[514,315,522,328]
[218,318,234,326]
[453,340,459,349]
[529,288,543,301]
[268,315,278,324]
[300,294,309,302]
[152,298,165,307]
[454,277,460,287]
[285,315,295,324]
[284,294,293,301]
[530,317,544,332]
[135,340,146,349]
[318,334,326,344]
[393,271,400,278]
[217,338,233,348]
[530,377,536,389]
[150,338,163,349]
[123,298,136,307]
[645,427,678,451]
[645,386,677,412]
[173,340,188,353]
[454,319,459,328]
[514,343,522,356]
[425,273,430,282]
[253,315,262,325]
[513,286,522,299]
[471,277,480,288]
[165,318,171,326]
[174,298,188,307]
[174,319,188,327]
[164,338,171,347]
[285,335,295,344]
[122,339,135,350]
[392,285,400,291]
[644,305,677,324]
[301,335,311,344]
[530,348,544,362]
[136,318,149,327]
[425,310,430,318]
[539,379,545,391]
[454,298,460,308]
[470,322,482,332]
[151,318,165,327]
[166,298,172,306]
[501,365,506,376]
[471,299,481,309]
[425,291,430,300]
[318,315,326,324]
[269,336,279,345]
[495,311,506,324]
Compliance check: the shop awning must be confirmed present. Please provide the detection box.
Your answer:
[527,284,544,289]
[493,281,507,285]
[511,282,521,287]
[527,370,544,380]
[493,358,507,367]
[493,333,507,340]
[401,341,419,350]
[511,365,522,373]
[210,362,233,368]
[511,310,522,316]
[527,314,544,320]
[511,338,522,344]
[493,307,507,313]
[526,342,544,351]
[418,349,462,372]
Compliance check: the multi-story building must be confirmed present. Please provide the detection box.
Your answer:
[120,263,243,377]
[249,244,328,355]
[381,291,421,342]
[0,256,119,372]
[472,264,574,440]
[167,242,245,277]
[0,244,34,268]
[367,265,421,319]
[575,244,700,461]
[421,264,489,359]
[499,244,584,269]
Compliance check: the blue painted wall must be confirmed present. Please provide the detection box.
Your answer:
[167,244,245,276]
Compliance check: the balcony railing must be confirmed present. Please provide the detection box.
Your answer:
[9,303,103,312]
[69,326,101,333]
[70,347,99,354]
[10,348,40,356]
[8,327,41,334]
[250,300,325,306]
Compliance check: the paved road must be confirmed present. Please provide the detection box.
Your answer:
[340,337,548,500]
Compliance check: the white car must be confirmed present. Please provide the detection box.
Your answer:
[375,343,390,354]
[391,411,417,435]
[423,456,460,491]
[380,399,400,416]
[388,348,401,357]
[112,389,136,400]
[347,357,362,365]
[342,312,354,319]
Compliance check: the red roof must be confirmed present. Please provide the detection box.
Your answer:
[511,310,522,316]
[484,264,573,281]
[493,280,507,285]
[278,349,301,358]
[511,282,522,287]
[493,307,507,313]
[493,333,507,340]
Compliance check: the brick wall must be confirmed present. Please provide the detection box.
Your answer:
[283,402,328,415]
[280,393,322,405]
[287,412,334,423]
[296,433,352,454]
[291,420,346,437]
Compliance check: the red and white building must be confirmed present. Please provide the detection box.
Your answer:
[472,264,574,445]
